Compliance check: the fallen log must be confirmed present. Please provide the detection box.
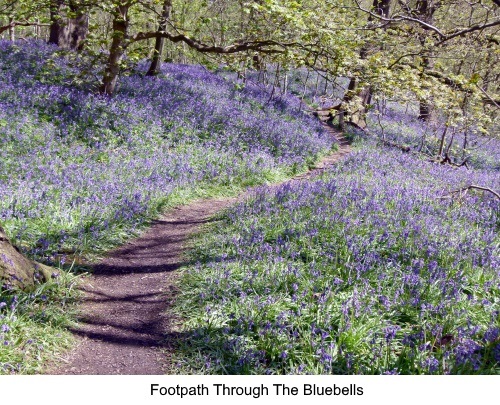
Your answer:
[438,184,500,201]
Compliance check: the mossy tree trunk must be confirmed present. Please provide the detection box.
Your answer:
[0,224,53,290]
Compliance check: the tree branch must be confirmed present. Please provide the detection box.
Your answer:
[400,62,470,92]
[476,84,500,109]
[353,0,500,45]
[130,31,299,54]
[353,0,446,37]
[0,21,49,35]
[437,19,500,45]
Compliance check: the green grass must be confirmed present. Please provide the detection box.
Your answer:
[0,269,81,374]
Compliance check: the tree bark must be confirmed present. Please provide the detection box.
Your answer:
[416,0,437,121]
[437,125,448,158]
[419,95,432,120]
[0,225,53,290]
[342,0,392,129]
[66,9,89,50]
[8,17,14,41]
[49,0,63,45]
[100,6,129,95]
[49,0,88,50]
[146,0,172,76]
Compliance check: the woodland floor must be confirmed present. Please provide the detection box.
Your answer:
[46,121,350,375]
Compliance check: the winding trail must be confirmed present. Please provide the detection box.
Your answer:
[48,121,350,375]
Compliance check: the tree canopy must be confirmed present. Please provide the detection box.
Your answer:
[0,0,498,133]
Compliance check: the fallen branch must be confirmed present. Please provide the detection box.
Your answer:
[379,139,411,152]
[439,184,500,200]
[435,152,469,168]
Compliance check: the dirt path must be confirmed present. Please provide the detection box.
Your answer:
[48,123,350,375]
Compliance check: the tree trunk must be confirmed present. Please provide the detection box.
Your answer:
[66,10,89,50]
[419,95,432,120]
[0,225,53,290]
[100,6,129,96]
[419,45,434,121]
[49,1,63,45]
[49,1,88,50]
[8,17,14,41]
[253,54,264,71]
[417,0,437,121]
[146,0,172,76]
[341,0,392,129]
[437,125,448,158]
[338,110,346,131]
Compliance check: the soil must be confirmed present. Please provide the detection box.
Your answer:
[47,122,350,375]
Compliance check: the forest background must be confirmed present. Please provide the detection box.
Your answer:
[0,0,499,375]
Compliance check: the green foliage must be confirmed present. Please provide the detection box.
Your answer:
[1,1,497,136]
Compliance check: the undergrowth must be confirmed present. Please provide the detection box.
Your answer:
[173,140,499,375]
[0,40,333,373]
[0,269,81,374]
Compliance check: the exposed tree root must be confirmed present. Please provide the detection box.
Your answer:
[0,225,55,290]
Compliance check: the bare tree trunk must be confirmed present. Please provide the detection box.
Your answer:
[253,54,264,70]
[419,54,433,120]
[0,224,53,290]
[445,129,455,156]
[338,110,345,131]
[419,95,432,120]
[146,0,172,76]
[100,6,129,96]
[66,10,89,50]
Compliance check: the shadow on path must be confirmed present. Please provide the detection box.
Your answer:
[48,197,238,375]
[47,122,350,375]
